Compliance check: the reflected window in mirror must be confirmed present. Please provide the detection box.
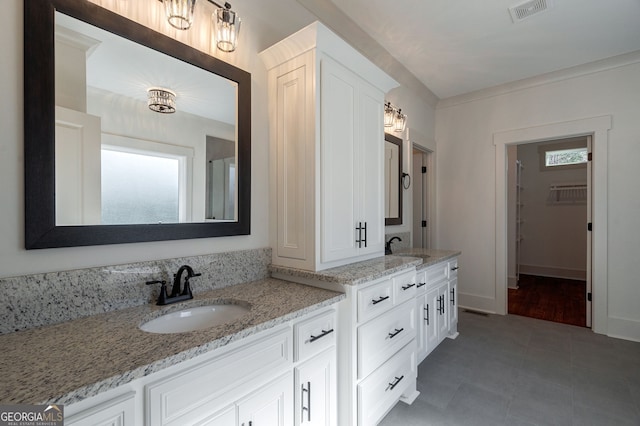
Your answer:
[384,133,403,226]
[25,0,251,248]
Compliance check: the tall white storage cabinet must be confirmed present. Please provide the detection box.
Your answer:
[260,22,399,272]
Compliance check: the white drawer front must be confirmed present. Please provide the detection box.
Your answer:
[357,300,416,380]
[146,327,292,426]
[393,270,417,305]
[66,392,135,426]
[294,309,336,362]
[423,262,448,287]
[357,278,394,323]
[449,258,459,279]
[415,270,428,295]
[357,343,416,426]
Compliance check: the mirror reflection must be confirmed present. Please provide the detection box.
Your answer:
[55,12,238,226]
[384,133,403,226]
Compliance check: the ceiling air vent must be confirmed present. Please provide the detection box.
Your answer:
[509,0,554,23]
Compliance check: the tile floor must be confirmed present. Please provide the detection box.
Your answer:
[379,311,640,425]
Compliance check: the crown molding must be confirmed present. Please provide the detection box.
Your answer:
[437,50,640,110]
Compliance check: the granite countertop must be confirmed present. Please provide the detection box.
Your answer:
[394,248,462,270]
[270,255,422,286]
[0,278,344,405]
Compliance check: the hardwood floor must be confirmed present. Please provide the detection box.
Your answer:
[508,274,586,327]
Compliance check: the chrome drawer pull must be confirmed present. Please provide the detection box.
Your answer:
[372,295,390,305]
[309,328,334,343]
[401,283,416,290]
[388,328,404,339]
[386,375,404,391]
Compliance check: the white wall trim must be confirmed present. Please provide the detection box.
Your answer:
[493,115,611,335]
[519,264,587,281]
[439,50,640,110]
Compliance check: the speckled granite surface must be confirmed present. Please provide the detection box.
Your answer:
[394,248,461,270]
[270,255,422,286]
[0,248,271,335]
[0,278,343,405]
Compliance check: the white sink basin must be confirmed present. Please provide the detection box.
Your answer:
[140,303,250,334]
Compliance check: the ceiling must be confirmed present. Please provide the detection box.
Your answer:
[328,0,640,99]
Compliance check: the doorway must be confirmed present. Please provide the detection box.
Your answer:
[506,137,591,327]
[412,146,432,249]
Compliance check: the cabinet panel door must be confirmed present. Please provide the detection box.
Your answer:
[416,294,427,362]
[238,372,293,426]
[66,392,135,426]
[274,54,314,261]
[295,348,336,426]
[320,56,358,263]
[194,406,235,426]
[357,80,385,256]
[448,277,458,329]
[437,283,449,342]
[425,289,439,355]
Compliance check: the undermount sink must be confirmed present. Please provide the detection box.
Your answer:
[140,303,251,334]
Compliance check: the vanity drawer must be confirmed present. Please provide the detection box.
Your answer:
[357,342,416,426]
[423,262,448,287]
[449,258,459,279]
[357,299,416,379]
[294,308,336,362]
[146,327,292,426]
[357,278,394,323]
[393,270,417,305]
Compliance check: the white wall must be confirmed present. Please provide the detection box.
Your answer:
[517,141,587,279]
[435,56,640,341]
[0,0,435,278]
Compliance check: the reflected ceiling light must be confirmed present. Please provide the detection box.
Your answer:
[161,0,241,52]
[147,87,176,114]
[384,101,408,133]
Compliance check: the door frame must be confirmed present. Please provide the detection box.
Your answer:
[493,116,611,334]
[412,145,434,249]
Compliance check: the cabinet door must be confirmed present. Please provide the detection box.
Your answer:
[424,289,439,355]
[295,348,336,426]
[66,392,135,426]
[238,373,293,426]
[320,56,358,263]
[448,276,458,332]
[356,80,385,256]
[436,283,449,343]
[416,293,427,362]
[194,406,235,426]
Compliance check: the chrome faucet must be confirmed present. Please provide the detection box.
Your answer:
[146,265,201,305]
[385,236,402,255]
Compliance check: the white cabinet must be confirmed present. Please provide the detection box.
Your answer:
[295,348,336,425]
[65,392,135,426]
[237,373,293,426]
[416,257,460,363]
[337,267,419,426]
[261,21,398,272]
[66,308,337,426]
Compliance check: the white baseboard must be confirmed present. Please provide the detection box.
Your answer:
[607,316,640,342]
[519,264,586,281]
[508,275,519,289]
[458,293,497,314]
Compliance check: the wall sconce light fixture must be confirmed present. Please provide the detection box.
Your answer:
[148,87,176,113]
[161,0,241,52]
[384,101,408,133]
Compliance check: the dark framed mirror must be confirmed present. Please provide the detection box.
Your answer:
[384,133,403,226]
[24,0,251,249]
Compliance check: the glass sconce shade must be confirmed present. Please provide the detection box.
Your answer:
[148,88,176,113]
[384,102,395,127]
[394,109,407,132]
[214,7,241,52]
[163,0,196,30]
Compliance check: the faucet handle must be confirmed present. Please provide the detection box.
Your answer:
[146,280,168,306]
